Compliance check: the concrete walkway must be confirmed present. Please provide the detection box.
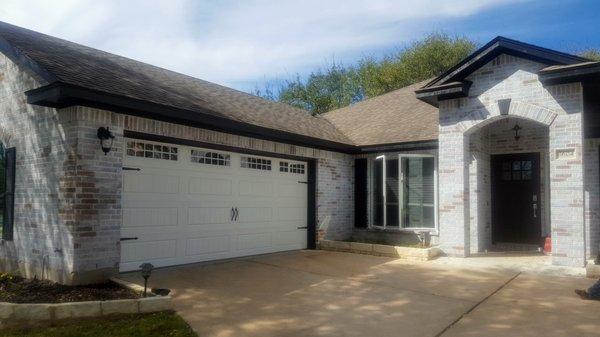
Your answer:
[117,250,600,337]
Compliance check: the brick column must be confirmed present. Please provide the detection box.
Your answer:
[69,107,124,284]
[438,129,470,257]
[549,113,586,267]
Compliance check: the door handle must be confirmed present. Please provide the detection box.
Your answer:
[234,207,239,221]
[231,207,235,221]
[297,226,308,230]
[532,203,537,218]
[120,237,138,241]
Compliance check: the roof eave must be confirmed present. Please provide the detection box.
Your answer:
[424,36,588,89]
[26,82,358,154]
[415,81,472,107]
[539,63,600,85]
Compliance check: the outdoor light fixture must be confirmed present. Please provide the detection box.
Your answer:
[512,123,521,141]
[139,263,154,297]
[97,126,115,155]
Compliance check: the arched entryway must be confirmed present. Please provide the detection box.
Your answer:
[465,116,550,253]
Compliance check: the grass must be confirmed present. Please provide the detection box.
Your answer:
[0,311,197,337]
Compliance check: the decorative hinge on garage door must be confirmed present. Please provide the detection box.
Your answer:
[122,167,141,171]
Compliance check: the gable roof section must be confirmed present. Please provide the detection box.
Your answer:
[322,80,438,148]
[0,21,355,152]
[416,36,589,106]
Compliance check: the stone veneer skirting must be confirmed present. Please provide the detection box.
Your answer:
[318,239,442,261]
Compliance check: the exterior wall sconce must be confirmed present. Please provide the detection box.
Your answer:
[97,127,115,155]
[512,123,521,141]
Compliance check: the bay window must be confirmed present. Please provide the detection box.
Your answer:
[372,154,437,230]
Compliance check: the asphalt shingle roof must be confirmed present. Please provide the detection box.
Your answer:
[322,81,438,146]
[0,21,354,146]
[0,21,442,149]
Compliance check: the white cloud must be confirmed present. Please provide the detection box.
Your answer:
[0,0,526,90]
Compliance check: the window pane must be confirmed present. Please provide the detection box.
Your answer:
[402,157,435,228]
[385,159,399,227]
[373,159,384,226]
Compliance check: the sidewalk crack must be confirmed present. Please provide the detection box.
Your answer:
[435,271,521,337]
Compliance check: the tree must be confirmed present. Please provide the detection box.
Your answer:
[253,33,476,115]
[358,34,476,97]
[579,49,600,61]
[253,63,362,115]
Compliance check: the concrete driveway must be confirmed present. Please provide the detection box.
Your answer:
[117,250,600,337]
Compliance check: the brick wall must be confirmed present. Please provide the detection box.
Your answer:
[439,54,587,266]
[0,54,355,283]
[0,54,76,283]
[584,138,600,260]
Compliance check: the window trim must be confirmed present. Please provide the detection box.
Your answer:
[370,153,438,233]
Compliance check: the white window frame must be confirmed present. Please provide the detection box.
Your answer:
[370,153,438,233]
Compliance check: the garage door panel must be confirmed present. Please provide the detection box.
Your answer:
[238,180,273,197]
[121,239,177,263]
[123,207,178,228]
[276,207,306,222]
[235,207,273,224]
[185,235,231,257]
[188,207,232,225]
[124,173,180,194]
[237,232,272,251]
[277,183,306,198]
[188,177,232,196]
[120,139,308,272]
[272,230,306,247]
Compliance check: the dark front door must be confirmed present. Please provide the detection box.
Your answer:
[491,153,541,245]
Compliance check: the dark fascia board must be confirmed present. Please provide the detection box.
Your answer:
[357,139,438,153]
[424,36,588,89]
[26,82,358,154]
[539,63,600,85]
[415,81,472,107]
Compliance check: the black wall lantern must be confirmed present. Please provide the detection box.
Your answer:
[512,123,521,141]
[97,127,115,155]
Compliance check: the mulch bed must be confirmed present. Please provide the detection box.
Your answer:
[0,274,141,304]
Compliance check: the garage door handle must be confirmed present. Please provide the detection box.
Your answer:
[230,207,235,221]
[120,237,138,241]
[234,207,239,221]
[122,167,141,171]
[297,226,308,229]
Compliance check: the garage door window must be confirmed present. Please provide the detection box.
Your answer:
[241,156,271,170]
[280,162,305,174]
[191,150,230,166]
[126,141,178,161]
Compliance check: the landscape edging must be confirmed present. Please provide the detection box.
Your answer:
[0,295,172,327]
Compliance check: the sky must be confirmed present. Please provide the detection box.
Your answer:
[0,0,599,92]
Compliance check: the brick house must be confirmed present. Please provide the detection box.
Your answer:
[0,22,599,284]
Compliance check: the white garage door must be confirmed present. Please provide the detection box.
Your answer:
[119,139,308,272]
